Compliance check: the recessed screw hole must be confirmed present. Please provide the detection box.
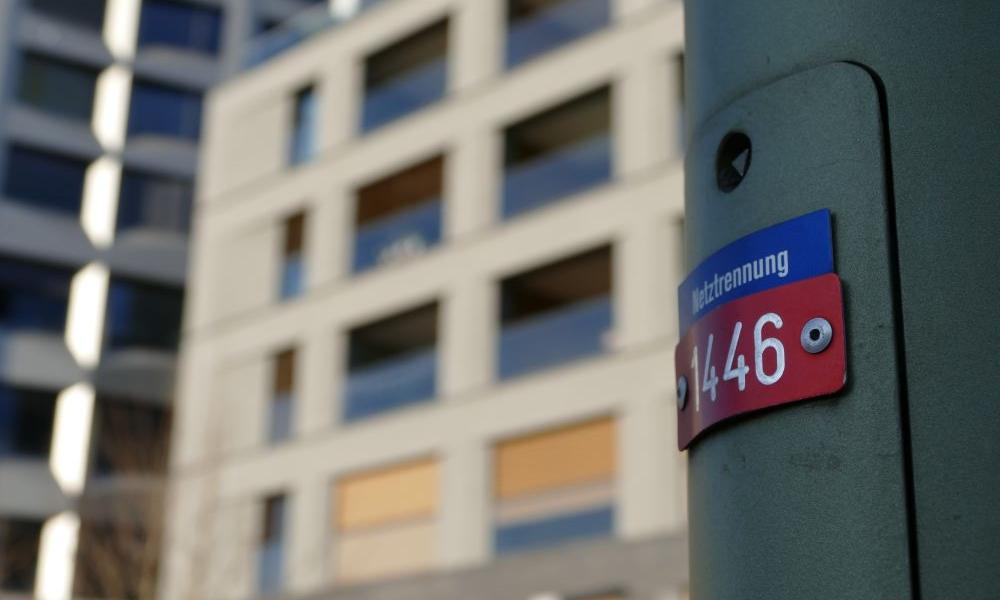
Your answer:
[809,329,821,341]
[715,132,752,193]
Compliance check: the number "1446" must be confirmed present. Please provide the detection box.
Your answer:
[689,313,786,412]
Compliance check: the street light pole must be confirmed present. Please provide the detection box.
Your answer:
[680,2,1000,598]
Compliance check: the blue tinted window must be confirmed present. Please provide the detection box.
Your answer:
[503,87,611,218]
[289,86,318,165]
[0,257,73,333]
[17,53,98,121]
[498,296,612,379]
[499,247,612,379]
[3,145,88,215]
[105,277,184,351]
[506,0,610,67]
[117,169,193,235]
[138,0,222,55]
[344,304,437,421]
[258,495,286,595]
[270,350,295,444]
[128,80,203,140]
[495,506,613,554]
[279,214,306,300]
[0,385,57,458]
[353,156,444,273]
[362,20,448,132]
[29,0,106,30]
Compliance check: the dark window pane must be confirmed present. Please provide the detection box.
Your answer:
[3,145,88,215]
[0,519,43,592]
[261,495,286,544]
[499,247,613,378]
[117,169,193,235]
[506,0,610,67]
[0,385,57,458]
[362,20,448,131]
[17,53,98,121]
[270,350,295,443]
[93,396,170,476]
[0,257,73,333]
[258,495,286,594]
[279,213,306,300]
[354,156,444,273]
[344,304,438,421]
[138,0,222,55]
[128,80,203,140]
[503,87,612,217]
[289,86,317,165]
[28,0,106,30]
[105,277,184,351]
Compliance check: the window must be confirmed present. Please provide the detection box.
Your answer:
[279,213,306,300]
[17,53,98,121]
[494,418,616,554]
[361,20,449,132]
[92,395,170,476]
[499,246,612,379]
[289,86,318,165]
[254,16,284,36]
[334,458,437,582]
[128,79,203,140]
[28,0,106,31]
[104,277,184,351]
[503,87,612,218]
[269,349,296,443]
[353,156,444,273]
[506,0,611,67]
[0,519,43,593]
[258,494,287,595]
[117,169,193,236]
[3,145,88,215]
[137,0,222,56]
[0,257,73,333]
[344,304,438,421]
[0,384,57,459]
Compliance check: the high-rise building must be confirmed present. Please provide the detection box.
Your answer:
[165,1,688,599]
[0,1,325,598]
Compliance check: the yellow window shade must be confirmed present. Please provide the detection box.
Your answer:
[336,458,438,531]
[495,417,616,500]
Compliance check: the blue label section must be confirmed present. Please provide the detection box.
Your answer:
[678,209,834,335]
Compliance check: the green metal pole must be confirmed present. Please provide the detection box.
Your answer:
[682,2,1000,599]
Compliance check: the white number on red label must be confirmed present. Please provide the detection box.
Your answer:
[702,334,719,402]
[689,312,788,411]
[723,321,749,391]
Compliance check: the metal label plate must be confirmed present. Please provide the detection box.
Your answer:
[677,209,834,336]
[675,273,847,450]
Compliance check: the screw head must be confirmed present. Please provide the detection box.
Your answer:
[677,376,688,411]
[801,317,833,354]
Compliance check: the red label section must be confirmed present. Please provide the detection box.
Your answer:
[675,273,847,450]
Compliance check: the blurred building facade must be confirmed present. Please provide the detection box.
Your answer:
[165,1,687,599]
[0,1,326,598]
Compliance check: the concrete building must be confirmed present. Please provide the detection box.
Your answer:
[165,0,688,599]
[0,1,325,598]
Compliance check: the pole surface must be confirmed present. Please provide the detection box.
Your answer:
[682,2,1000,598]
